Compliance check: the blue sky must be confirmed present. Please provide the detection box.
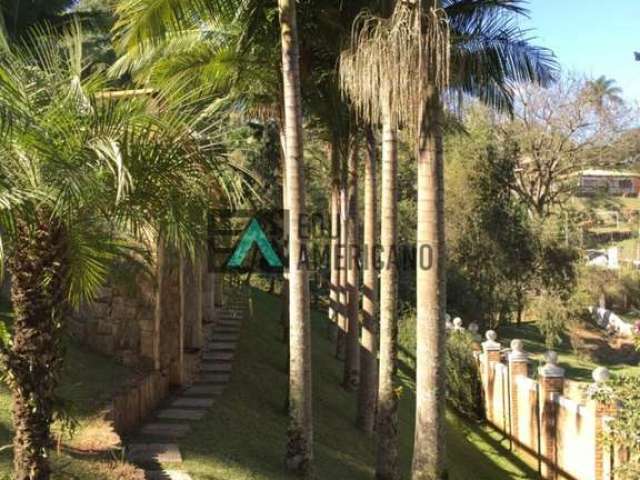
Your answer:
[521,0,640,102]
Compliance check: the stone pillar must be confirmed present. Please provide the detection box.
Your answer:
[209,272,218,317]
[591,367,615,480]
[508,339,529,451]
[181,254,203,351]
[538,351,564,480]
[152,239,164,372]
[155,236,184,386]
[482,330,502,424]
[201,248,211,323]
[214,271,224,307]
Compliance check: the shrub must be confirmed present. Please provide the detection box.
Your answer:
[593,375,640,480]
[445,331,484,420]
[529,291,568,349]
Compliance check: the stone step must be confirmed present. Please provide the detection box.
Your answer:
[145,470,193,480]
[171,397,214,409]
[217,317,242,323]
[213,326,240,333]
[209,334,237,341]
[128,443,182,464]
[215,322,241,329]
[207,341,236,352]
[202,351,234,361]
[211,334,239,342]
[201,362,232,373]
[157,409,208,421]
[184,384,225,397]
[199,373,230,384]
[139,423,191,439]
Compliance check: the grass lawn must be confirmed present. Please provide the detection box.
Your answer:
[498,321,640,383]
[0,336,140,479]
[571,195,640,213]
[170,288,536,480]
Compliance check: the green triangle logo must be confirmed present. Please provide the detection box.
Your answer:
[226,218,283,269]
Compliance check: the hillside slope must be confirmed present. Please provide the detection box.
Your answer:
[177,288,536,480]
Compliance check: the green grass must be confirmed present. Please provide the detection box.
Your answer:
[571,195,640,212]
[610,235,638,260]
[0,340,136,479]
[498,321,640,383]
[171,288,537,480]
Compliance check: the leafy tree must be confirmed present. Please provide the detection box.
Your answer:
[529,291,568,349]
[502,76,634,217]
[446,107,537,328]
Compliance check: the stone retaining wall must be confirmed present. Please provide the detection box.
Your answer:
[69,268,157,369]
[108,370,170,436]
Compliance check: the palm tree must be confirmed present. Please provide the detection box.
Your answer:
[413,2,449,477]
[377,91,400,479]
[0,24,232,479]
[341,16,402,475]
[278,0,313,475]
[586,75,623,110]
[356,126,378,433]
[328,137,340,341]
[343,135,361,391]
[336,155,349,360]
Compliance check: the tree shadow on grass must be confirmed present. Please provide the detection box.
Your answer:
[446,412,539,480]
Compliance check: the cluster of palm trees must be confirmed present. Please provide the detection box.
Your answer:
[277,0,557,478]
[0,0,558,479]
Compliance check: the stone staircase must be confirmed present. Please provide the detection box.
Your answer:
[127,297,246,480]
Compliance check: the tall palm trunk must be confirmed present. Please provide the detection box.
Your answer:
[6,217,66,480]
[279,128,290,344]
[343,138,361,391]
[411,76,447,480]
[357,126,378,433]
[376,97,399,480]
[278,0,313,474]
[328,138,340,342]
[335,155,348,360]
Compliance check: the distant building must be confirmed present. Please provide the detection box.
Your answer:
[575,169,640,196]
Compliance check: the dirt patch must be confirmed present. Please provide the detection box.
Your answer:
[570,324,640,365]
[62,414,122,453]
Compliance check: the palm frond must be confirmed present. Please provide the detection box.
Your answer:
[449,1,558,112]
[0,20,244,305]
[112,0,238,55]
[444,0,530,26]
